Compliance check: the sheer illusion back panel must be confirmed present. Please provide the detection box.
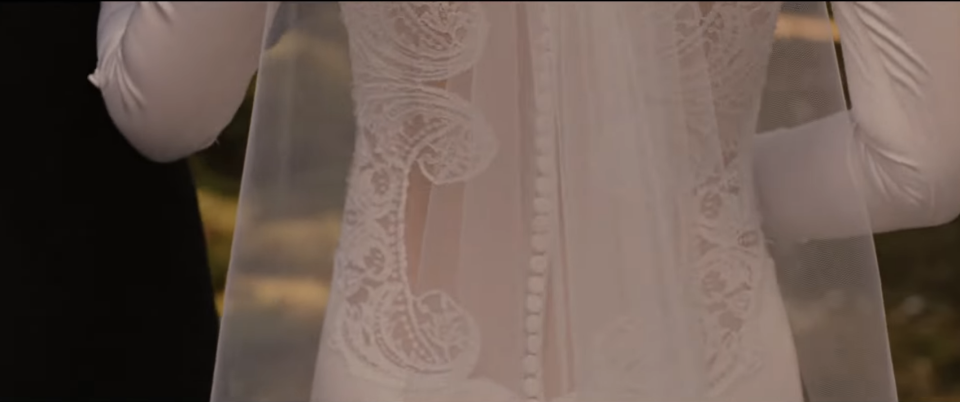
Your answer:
[214,2,895,402]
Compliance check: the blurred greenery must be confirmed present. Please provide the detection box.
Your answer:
[188,5,960,401]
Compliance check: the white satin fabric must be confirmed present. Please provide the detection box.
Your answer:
[89,2,266,162]
[756,2,960,240]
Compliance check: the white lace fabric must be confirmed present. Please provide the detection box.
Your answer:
[212,2,920,401]
[316,2,795,401]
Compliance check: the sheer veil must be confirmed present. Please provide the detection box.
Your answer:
[213,2,895,401]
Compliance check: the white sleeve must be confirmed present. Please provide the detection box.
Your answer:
[90,2,268,162]
[754,2,960,240]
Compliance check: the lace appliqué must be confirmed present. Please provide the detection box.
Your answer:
[689,1,780,395]
[330,1,495,389]
[331,1,784,398]
[584,2,781,398]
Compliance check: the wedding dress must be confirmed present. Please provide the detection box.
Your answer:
[212,2,960,402]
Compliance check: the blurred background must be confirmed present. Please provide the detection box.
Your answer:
[191,4,960,401]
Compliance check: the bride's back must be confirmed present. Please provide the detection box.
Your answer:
[314,3,808,401]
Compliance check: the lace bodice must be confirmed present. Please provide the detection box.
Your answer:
[319,2,786,401]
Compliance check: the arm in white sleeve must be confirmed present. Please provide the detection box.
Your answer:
[754,2,960,240]
[90,2,268,162]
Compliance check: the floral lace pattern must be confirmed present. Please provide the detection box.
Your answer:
[683,1,781,395]
[330,1,494,388]
[329,1,784,399]
[568,3,781,398]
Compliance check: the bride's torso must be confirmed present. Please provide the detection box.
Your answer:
[314,2,803,401]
